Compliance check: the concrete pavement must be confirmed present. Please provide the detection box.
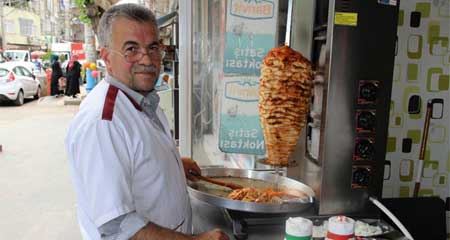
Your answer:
[0,97,82,239]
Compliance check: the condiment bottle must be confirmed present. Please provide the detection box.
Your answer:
[326,215,355,240]
[285,217,313,240]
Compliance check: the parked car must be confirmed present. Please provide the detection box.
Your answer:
[3,50,40,75]
[0,62,41,106]
[3,50,31,62]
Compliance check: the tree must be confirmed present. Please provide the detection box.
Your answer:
[74,0,110,34]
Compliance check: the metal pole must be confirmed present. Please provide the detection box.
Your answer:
[285,0,293,46]
[178,0,192,157]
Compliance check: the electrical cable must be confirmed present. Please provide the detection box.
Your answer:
[369,197,414,240]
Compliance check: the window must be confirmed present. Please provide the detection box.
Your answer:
[19,18,34,36]
[44,22,51,33]
[5,20,15,34]
[32,25,38,36]
[59,0,65,11]
[13,67,24,76]
[47,0,52,11]
[20,67,33,77]
[0,69,9,77]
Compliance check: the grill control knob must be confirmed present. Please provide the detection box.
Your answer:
[357,111,376,130]
[356,139,374,159]
[352,167,371,187]
[359,82,378,102]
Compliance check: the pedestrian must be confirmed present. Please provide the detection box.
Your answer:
[65,4,229,240]
[60,54,68,75]
[50,55,63,97]
[65,54,81,98]
[32,57,42,73]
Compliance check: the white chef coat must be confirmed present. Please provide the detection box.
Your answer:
[65,80,192,240]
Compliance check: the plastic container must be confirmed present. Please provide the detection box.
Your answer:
[326,216,355,240]
[285,217,313,240]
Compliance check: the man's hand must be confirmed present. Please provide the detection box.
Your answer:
[193,229,230,240]
[181,157,201,181]
[131,223,229,240]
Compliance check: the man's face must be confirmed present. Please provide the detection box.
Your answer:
[102,17,161,93]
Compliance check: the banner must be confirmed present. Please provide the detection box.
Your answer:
[219,76,266,155]
[223,0,278,75]
[71,43,86,60]
[219,0,278,155]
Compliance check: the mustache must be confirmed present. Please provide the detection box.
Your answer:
[132,64,158,74]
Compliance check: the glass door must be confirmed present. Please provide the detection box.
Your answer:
[180,0,290,169]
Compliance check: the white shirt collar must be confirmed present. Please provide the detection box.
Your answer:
[105,74,160,113]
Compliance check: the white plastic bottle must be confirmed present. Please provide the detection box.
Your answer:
[285,217,313,240]
[326,216,355,240]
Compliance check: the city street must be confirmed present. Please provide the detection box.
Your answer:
[0,96,81,239]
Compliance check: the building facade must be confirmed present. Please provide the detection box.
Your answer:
[0,0,85,51]
[0,0,173,52]
[1,4,42,50]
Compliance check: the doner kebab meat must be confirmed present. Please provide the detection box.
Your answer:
[259,45,313,166]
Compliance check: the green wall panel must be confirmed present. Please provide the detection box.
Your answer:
[439,74,449,90]
[407,129,422,144]
[447,152,450,172]
[399,186,410,197]
[407,63,419,81]
[398,10,404,26]
[387,137,397,152]
[416,2,431,18]
[407,34,423,59]
[426,67,444,92]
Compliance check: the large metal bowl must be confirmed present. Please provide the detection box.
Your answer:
[187,168,315,213]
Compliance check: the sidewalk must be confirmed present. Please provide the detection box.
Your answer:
[64,84,87,106]
[37,84,87,106]
[0,99,81,240]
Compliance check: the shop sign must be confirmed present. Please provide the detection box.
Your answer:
[219,76,266,155]
[223,0,278,75]
[230,0,275,19]
[71,43,86,60]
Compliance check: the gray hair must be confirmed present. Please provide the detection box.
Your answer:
[97,3,158,48]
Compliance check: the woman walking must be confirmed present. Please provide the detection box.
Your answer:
[50,55,63,97]
[65,54,81,98]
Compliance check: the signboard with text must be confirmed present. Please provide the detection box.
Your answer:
[219,76,266,155]
[223,0,278,75]
[71,43,86,60]
[219,0,278,155]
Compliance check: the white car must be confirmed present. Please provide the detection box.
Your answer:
[0,62,41,106]
[3,50,40,75]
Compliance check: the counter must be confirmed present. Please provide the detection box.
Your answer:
[190,197,409,240]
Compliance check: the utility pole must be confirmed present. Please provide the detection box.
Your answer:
[84,24,96,63]
[64,0,70,40]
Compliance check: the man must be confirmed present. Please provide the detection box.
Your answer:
[65,4,229,240]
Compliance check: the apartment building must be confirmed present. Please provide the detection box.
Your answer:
[0,0,84,50]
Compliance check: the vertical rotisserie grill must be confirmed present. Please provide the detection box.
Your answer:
[259,45,313,166]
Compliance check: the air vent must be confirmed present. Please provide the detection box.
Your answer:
[336,0,353,12]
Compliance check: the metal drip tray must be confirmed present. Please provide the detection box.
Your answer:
[225,209,313,240]
[188,167,315,214]
[224,209,395,240]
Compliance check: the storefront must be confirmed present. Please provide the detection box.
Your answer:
[177,0,449,239]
